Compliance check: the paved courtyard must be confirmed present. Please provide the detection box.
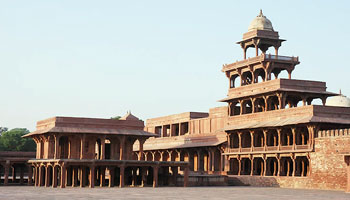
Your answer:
[0,186,349,200]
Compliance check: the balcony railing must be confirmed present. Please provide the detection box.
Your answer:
[227,144,311,154]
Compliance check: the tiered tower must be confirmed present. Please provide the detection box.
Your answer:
[220,10,340,177]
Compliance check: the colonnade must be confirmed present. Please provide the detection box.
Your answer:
[227,154,310,177]
[32,162,189,188]
[0,162,33,186]
[227,126,317,152]
[142,147,223,174]
[33,134,146,162]
[228,92,327,116]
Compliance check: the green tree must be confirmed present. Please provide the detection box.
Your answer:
[0,128,36,152]
[110,116,121,120]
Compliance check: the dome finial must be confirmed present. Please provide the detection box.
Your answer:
[258,9,264,17]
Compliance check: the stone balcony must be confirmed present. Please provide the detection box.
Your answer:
[225,144,311,155]
[221,78,331,101]
[222,54,299,73]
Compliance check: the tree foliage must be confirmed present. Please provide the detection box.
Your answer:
[0,128,36,152]
[110,116,121,120]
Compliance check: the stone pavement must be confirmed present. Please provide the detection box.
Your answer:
[0,186,349,200]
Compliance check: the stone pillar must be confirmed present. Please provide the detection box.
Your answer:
[72,167,78,187]
[119,136,126,160]
[171,166,178,186]
[100,167,105,187]
[277,129,281,151]
[80,134,85,159]
[52,166,58,188]
[45,166,51,187]
[277,157,280,176]
[12,166,16,182]
[208,149,212,172]
[263,158,267,176]
[184,166,189,187]
[238,158,241,176]
[4,162,10,186]
[292,157,296,177]
[292,128,296,150]
[80,167,86,188]
[19,166,24,185]
[101,137,106,160]
[89,166,95,188]
[132,167,137,186]
[238,132,242,152]
[250,158,254,176]
[34,166,38,186]
[60,165,66,188]
[139,139,146,161]
[38,166,43,186]
[153,166,158,188]
[28,165,33,186]
[263,130,267,151]
[141,167,147,187]
[109,167,115,187]
[119,165,125,188]
[54,135,60,159]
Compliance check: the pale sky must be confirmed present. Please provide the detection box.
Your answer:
[1,0,350,131]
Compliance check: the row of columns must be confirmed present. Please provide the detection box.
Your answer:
[226,155,310,177]
[228,126,316,152]
[142,147,222,174]
[34,134,146,162]
[33,163,189,188]
[0,162,33,186]
[228,93,327,116]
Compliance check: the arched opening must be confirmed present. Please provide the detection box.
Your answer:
[95,139,101,160]
[278,69,289,79]
[254,98,266,112]
[266,129,278,147]
[253,130,264,148]
[242,99,253,114]
[230,74,240,88]
[241,131,251,148]
[171,151,179,161]
[253,157,264,176]
[281,128,293,146]
[254,68,266,83]
[240,158,251,175]
[132,152,138,160]
[59,136,69,159]
[47,165,53,186]
[241,71,253,86]
[113,167,120,187]
[266,157,278,176]
[105,139,111,160]
[162,151,170,161]
[267,96,279,111]
[154,151,161,161]
[146,152,153,161]
[280,157,293,176]
[229,133,239,148]
[285,95,302,109]
[295,156,309,177]
[296,127,309,145]
[229,158,239,175]
[229,101,241,116]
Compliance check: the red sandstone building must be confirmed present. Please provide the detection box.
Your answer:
[140,10,350,191]
[22,112,189,188]
[4,10,350,192]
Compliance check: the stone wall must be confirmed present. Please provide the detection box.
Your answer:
[228,128,350,191]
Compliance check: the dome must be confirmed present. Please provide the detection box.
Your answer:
[248,10,274,32]
[326,93,350,107]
